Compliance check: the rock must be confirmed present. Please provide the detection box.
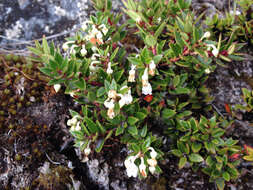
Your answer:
[18,0,30,10]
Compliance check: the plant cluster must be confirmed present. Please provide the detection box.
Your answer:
[28,0,249,189]
[205,0,253,44]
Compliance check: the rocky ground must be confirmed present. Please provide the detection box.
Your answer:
[0,0,253,190]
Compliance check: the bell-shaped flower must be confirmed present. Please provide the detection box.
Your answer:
[90,61,100,71]
[128,64,136,82]
[118,87,133,108]
[108,90,117,99]
[206,44,219,57]
[99,24,108,35]
[70,45,78,54]
[142,68,149,85]
[62,41,75,51]
[200,31,211,41]
[142,82,152,95]
[149,60,156,76]
[81,20,92,31]
[84,143,91,156]
[106,62,113,74]
[124,155,139,178]
[149,166,156,174]
[139,157,147,178]
[147,158,157,167]
[53,84,61,93]
[67,115,78,127]
[148,147,158,159]
[104,98,115,109]
[80,45,87,57]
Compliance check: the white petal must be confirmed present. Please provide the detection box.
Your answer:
[53,84,61,93]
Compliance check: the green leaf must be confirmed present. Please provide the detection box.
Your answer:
[128,116,139,125]
[140,125,147,137]
[191,142,202,153]
[222,172,230,182]
[95,138,105,152]
[216,178,225,190]
[155,21,166,38]
[114,69,124,82]
[179,157,187,169]
[74,78,86,90]
[115,123,125,136]
[110,79,117,90]
[136,112,147,120]
[145,35,157,47]
[171,149,182,157]
[97,87,106,97]
[96,120,106,134]
[189,153,204,162]
[128,125,138,136]
[177,141,190,154]
[84,117,99,133]
[173,75,180,87]
[211,128,225,138]
[172,87,190,94]
[162,109,176,119]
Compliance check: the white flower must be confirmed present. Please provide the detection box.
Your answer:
[70,45,78,54]
[108,90,117,99]
[53,84,61,93]
[81,20,92,31]
[106,62,113,74]
[90,61,100,71]
[118,88,133,108]
[91,53,100,60]
[200,31,211,41]
[67,115,78,126]
[139,157,147,178]
[96,31,103,41]
[91,25,99,36]
[62,41,75,51]
[75,121,81,131]
[147,158,157,167]
[149,60,156,76]
[229,10,241,15]
[91,46,97,52]
[142,68,149,85]
[148,147,158,159]
[104,98,115,119]
[205,68,211,74]
[125,89,133,105]
[80,45,87,56]
[157,17,161,23]
[135,16,142,23]
[124,155,139,178]
[99,24,108,35]
[142,82,152,95]
[84,147,91,156]
[149,166,156,174]
[107,108,115,119]
[104,98,115,109]
[206,44,219,57]
[128,64,136,82]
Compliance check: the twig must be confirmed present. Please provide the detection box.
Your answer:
[45,153,61,165]
[212,103,225,118]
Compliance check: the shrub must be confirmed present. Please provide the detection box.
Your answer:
[28,0,247,189]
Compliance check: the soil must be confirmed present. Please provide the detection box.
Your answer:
[0,0,253,190]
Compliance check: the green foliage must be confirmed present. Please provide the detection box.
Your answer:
[205,0,253,44]
[28,0,248,188]
[170,116,240,186]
